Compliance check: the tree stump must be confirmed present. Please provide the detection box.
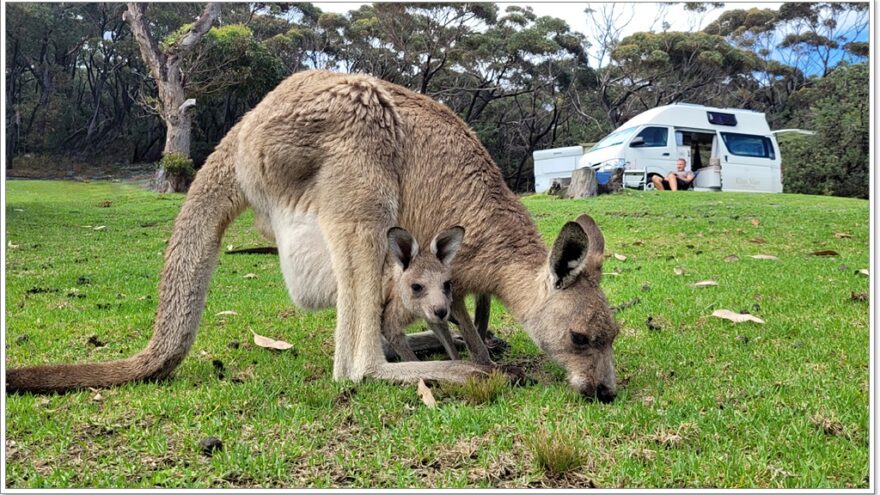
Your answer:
[566,167,598,198]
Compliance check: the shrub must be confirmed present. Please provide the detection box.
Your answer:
[160,153,195,181]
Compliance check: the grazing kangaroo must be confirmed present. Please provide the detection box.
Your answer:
[7,70,619,402]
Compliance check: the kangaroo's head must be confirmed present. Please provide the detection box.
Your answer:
[387,226,465,324]
[525,214,619,403]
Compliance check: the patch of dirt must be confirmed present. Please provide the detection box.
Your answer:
[503,355,556,384]
[528,470,597,488]
[334,387,357,406]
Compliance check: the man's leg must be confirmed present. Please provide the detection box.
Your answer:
[668,174,679,191]
[651,175,665,190]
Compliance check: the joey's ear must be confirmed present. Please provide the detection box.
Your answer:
[388,227,419,270]
[430,226,465,266]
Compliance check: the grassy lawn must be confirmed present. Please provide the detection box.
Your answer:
[4,180,870,488]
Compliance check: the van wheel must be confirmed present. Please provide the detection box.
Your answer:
[644,175,658,191]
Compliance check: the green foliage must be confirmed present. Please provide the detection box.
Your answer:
[159,153,194,180]
[781,63,869,198]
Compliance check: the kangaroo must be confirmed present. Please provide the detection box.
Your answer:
[7,70,619,402]
[253,213,465,361]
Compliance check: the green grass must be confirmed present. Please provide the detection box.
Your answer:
[4,180,870,488]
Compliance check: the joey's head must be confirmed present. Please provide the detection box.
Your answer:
[387,226,465,324]
[524,215,619,403]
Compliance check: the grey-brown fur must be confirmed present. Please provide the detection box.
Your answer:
[7,70,618,401]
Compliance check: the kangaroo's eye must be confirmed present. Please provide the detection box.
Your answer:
[570,330,589,347]
[411,283,424,294]
[443,281,452,294]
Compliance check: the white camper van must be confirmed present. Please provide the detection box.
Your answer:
[576,103,783,193]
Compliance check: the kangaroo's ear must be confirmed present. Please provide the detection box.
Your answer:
[430,226,465,266]
[548,214,605,289]
[388,227,419,270]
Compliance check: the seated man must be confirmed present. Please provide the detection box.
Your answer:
[652,158,694,191]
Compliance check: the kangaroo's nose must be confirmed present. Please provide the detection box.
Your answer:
[434,308,448,320]
[596,383,616,404]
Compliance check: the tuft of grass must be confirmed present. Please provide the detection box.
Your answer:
[526,427,584,475]
[441,369,508,405]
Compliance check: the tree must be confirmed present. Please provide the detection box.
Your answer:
[601,31,758,126]
[779,62,868,198]
[124,2,220,192]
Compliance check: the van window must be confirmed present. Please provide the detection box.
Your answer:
[634,126,668,147]
[720,132,776,159]
[590,127,638,151]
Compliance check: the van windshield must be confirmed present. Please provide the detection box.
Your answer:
[589,127,638,151]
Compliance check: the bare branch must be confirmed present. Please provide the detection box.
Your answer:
[171,3,221,54]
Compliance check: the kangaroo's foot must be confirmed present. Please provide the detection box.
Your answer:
[401,331,466,358]
[484,332,510,360]
[371,360,527,385]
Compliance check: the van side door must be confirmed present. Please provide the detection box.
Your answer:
[718,132,779,192]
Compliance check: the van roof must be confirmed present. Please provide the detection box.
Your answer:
[620,103,772,135]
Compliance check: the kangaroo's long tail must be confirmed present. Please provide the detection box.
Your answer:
[7,133,247,394]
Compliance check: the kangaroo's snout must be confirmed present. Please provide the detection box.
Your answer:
[594,383,616,403]
[570,374,617,403]
[433,307,448,321]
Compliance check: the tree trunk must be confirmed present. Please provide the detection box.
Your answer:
[124,2,219,193]
[567,167,598,198]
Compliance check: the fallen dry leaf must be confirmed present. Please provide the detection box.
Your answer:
[7,241,19,249]
[851,292,868,302]
[691,280,719,288]
[215,310,238,316]
[858,269,869,276]
[712,309,765,324]
[833,232,852,239]
[89,388,104,401]
[673,267,685,276]
[748,237,767,244]
[613,253,627,261]
[809,250,839,257]
[93,225,106,231]
[252,331,294,350]
[243,273,257,279]
[602,272,621,277]
[417,379,436,408]
[750,254,780,261]
[723,255,739,262]
[750,218,760,227]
